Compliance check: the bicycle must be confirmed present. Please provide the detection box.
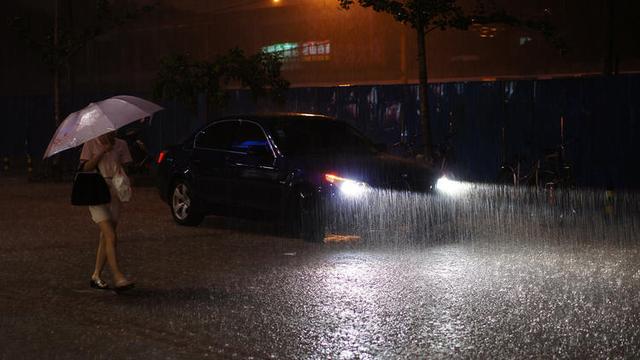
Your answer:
[538,117,575,190]
[498,116,579,227]
[498,155,542,187]
[498,116,575,189]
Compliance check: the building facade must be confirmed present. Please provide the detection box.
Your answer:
[3,0,639,96]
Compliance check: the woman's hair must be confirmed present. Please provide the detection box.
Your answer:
[99,132,116,144]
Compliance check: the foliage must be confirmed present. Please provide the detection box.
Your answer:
[339,0,470,30]
[9,0,158,71]
[338,0,565,50]
[152,48,290,110]
[338,0,565,161]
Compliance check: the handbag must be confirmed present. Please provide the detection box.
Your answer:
[112,167,132,202]
[71,165,111,206]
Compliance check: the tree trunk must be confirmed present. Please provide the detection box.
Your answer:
[54,71,60,125]
[53,0,60,127]
[67,0,75,111]
[49,0,61,179]
[603,0,615,76]
[416,25,433,163]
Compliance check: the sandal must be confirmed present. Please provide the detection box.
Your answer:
[113,278,135,292]
[90,277,109,290]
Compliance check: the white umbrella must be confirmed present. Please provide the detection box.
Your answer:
[43,95,163,159]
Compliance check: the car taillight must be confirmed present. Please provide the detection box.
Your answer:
[157,150,167,164]
[325,173,346,183]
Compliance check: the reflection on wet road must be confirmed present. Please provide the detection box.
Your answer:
[232,245,640,358]
[0,177,639,358]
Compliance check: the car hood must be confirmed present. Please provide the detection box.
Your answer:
[285,152,438,192]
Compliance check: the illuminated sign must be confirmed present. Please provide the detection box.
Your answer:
[262,42,298,58]
[301,41,330,62]
[472,24,499,38]
[262,40,331,63]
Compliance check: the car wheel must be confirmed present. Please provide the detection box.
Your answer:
[171,180,204,226]
[286,191,325,243]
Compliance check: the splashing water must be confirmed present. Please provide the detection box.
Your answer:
[325,183,640,248]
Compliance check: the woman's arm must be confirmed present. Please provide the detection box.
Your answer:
[82,144,112,171]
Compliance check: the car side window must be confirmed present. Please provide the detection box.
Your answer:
[231,122,271,155]
[195,121,238,150]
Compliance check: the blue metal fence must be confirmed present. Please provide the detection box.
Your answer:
[219,75,640,189]
[2,74,639,189]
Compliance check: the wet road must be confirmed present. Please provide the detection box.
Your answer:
[1,176,639,359]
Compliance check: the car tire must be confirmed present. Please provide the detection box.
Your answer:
[285,191,325,243]
[170,180,204,226]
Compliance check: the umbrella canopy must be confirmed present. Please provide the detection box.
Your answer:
[43,95,163,159]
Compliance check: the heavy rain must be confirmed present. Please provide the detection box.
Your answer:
[3,0,640,358]
[2,178,640,358]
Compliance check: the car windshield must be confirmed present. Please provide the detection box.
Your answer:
[269,119,378,156]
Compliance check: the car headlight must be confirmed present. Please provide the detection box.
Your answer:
[325,173,369,198]
[435,176,470,196]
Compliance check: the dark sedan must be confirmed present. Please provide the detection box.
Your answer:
[156,113,448,242]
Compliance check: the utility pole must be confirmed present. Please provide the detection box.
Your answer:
[416,21,433,164]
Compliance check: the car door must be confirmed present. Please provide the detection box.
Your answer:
[225,120,287,212]
[192,120,240,207]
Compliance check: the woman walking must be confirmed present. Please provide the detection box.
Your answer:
[80,131,135,291]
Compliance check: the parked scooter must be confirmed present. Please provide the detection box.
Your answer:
[118,122,152,175]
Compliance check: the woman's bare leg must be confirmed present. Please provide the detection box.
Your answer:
[92,231,106,279]
[92,221,117,279]
[96,220,126,283]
